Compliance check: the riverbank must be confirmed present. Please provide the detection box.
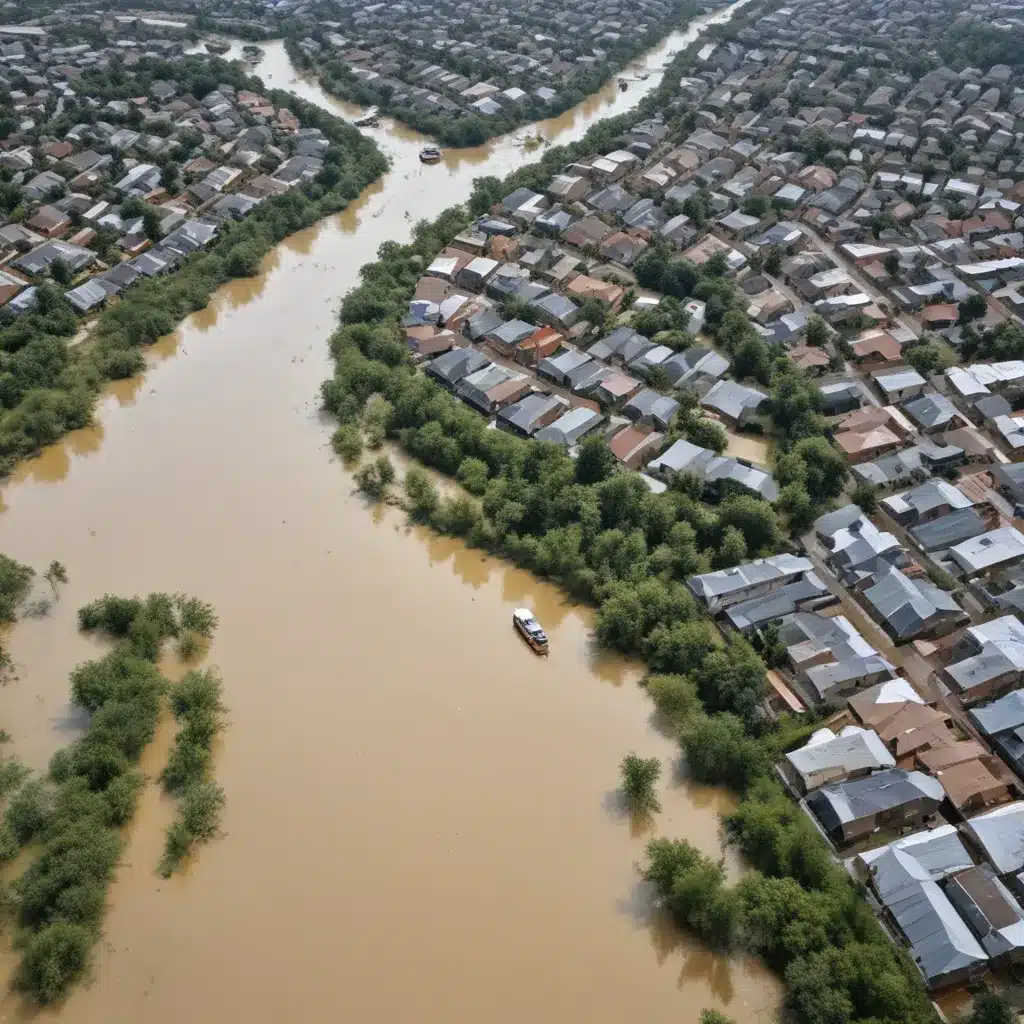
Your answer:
[0,3,782,1020]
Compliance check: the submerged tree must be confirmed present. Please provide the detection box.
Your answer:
[620,752,662,814]
[43,561,68,600]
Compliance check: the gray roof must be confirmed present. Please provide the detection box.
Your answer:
[903,391,959,430]
[971,690,1024,738]
[537,349,591,380]
[808,768,944,831]
[882,480,974,522]
[873,368,927,395]
[425,347,490,386]
[910,509,987,552]
[962,802,1024,875]
[815,503,864,540]
[852,442,965,487]
[950,528,1024,575]
[858,826,974,893]
[489,319,536,346]
[664,346,730,386]
[534,407,603,447]
[648,438,716,477]
[687,554,812,603]
[992,463,1024,503]
[885,878,987,984]
[623,389,680,428]
[723,574,829,631]
[498,393,566,435]
[786,727,894,785]
[704,455,778,500]
[805,655,896,699]
[700,378,767,420]
[863,566,962,639]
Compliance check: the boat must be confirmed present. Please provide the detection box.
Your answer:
[419,146,443,164]
[353,107,380,127]
[513,608,549,654]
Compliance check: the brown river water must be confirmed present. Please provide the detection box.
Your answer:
[0,10,782,1022]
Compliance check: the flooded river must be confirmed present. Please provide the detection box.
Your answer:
[0,7,782,1022]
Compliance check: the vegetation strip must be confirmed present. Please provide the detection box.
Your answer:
[0,54,388,479]
[159,667,226,877]
[0,590,217,1004]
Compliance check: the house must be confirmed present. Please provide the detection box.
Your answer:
[942,617,1024,704]
[424,347,490,390]
[911,510,991,553]
[807,767,944,845]
[534,407,604,448]
[455,365,529,415]
[24,204,70,238]
[722,575,831,634]
[13,240,95,277]
[813,504,905,587]
[851,329,903,366]
[945,865,1024,965]
[609,425,664,470]
[782,725,894,794]
[529,293,579,330]
[819,381,863,416]
[971,690,1024,779]
[961,802,1024,877]
[700,379,767,426]
[873,368,928,403]
[661,346,729,388]
[903,392,960,433]
[852,442,967,489]
[949,528,1024,579]
[622,390,680,431]
[834,405,914,463]
[497,393,569,437]
[485,320,537,358]
[599,232,647,266]
[862,566,964,641]
[853,828,988,989]
[880,480,974,526]
[686,554,816,614]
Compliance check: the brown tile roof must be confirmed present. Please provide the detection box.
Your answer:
[920,303,959,324]
[851,330,902,362]
[934,758,1009,810]
[918,739,987,773]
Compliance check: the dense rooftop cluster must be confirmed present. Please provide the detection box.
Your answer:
[288,0,715,145]
[0,28,363,315]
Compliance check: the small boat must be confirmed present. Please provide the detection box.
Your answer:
[353,107,380,127]
[419,146,443,164]
[513,608,549,654]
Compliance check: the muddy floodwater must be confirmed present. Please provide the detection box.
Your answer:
[0,8,782,1022]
